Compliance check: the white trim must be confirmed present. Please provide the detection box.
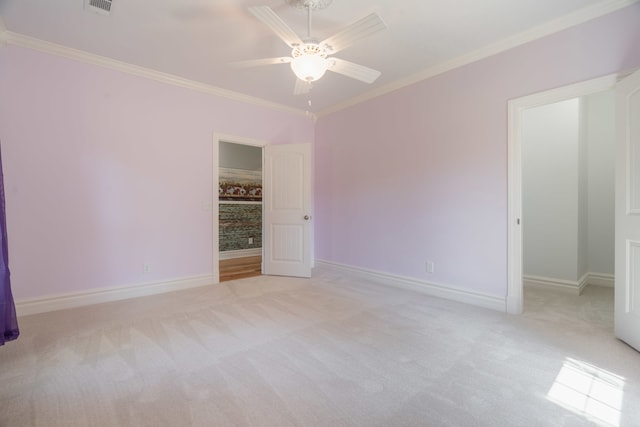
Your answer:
[510,75,620,110]
[578,273,590,294]
[219,200,262,205]
[1,31,307,117]
[318,0,637,117]
[524,275,583,294]
[316,260,505,312]
[507,96,524,314]
[578,273,589,295]
[588,272,615,288]
[626,86,640,214]
[507,73,619,314]
[219,248,262,260]
[523,272,614,294]
[15,274,215,317]
[215,133,268,148]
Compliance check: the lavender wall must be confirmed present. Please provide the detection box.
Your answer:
[314,5,640,297]
[0,46,313,300]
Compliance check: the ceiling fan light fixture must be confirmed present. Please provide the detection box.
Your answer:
[291,54,328,82]
[290,44,328,82]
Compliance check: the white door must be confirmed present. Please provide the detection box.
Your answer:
[615,69,640,351]
[263,143,312,278]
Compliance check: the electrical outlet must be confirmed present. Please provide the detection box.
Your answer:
[143,264,151,273]
[248,237,254,244]
[426,261,435,274]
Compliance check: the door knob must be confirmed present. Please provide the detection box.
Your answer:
[304,215,310,220]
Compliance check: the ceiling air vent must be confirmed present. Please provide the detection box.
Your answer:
[85,0,112,15]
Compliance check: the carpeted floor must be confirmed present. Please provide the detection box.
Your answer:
[1,266,638,426]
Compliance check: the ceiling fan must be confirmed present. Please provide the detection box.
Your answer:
[234,0,387,95]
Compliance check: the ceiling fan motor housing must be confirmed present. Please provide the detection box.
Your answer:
[286,0,333,11]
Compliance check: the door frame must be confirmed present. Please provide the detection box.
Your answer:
[506,74,618,314]
[212,133,266,284]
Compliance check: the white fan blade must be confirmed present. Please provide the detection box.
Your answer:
[294,78,311,96]
[320,13,386,54]
[229,57,292,68]
[327,58,381,84]
[248,6,303,48]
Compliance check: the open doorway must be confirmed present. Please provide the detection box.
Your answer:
[519,92,615,327]
[507,74,618,315]
[217,139,264,282]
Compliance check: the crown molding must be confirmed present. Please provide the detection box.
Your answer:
[3,0,636,120]
[318,0,639,117]
[2,30,310,118]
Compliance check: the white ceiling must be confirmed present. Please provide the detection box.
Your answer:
[0,0,631,113]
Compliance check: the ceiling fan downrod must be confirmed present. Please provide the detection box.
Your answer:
[306,2,312,40]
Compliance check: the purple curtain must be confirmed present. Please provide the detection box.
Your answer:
[0,142,19,345]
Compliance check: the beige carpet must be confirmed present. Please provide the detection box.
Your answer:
[1,266,639,426]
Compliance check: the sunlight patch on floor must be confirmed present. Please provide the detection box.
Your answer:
[547,358,624,426]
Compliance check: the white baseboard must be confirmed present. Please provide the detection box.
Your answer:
[524,275,583,294]
[219,248,262,260]
[16,274,215,317]
[524,272,614,295]
[587,272,615,288]
[578,273,589,295]
[315,260,506,312]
